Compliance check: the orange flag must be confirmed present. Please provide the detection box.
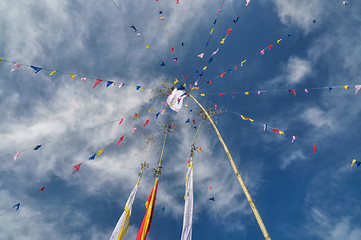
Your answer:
[136,178,159,240]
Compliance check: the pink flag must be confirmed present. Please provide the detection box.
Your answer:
[132,127,137,133]
[305,89,309,93]
[176,0,179,4]
[292,136,296,143]
[137,33,140,36]
[119,83,124,88]
[81,77,87,81]
[215,104,217,109]
[246,0,251,6]
[164,102,167,107]
[211,48,219,57]
[92,79,102,89]
[217,9,221,13]
[72,163,81,175]
[187,158,190,163]
[314,145,316,154]
[260,49,265,55]
[118,118,124,125]
[13,151,21,162]
[258,91,261,95]
[161,109,165,115]
[232,93,235,99]
[355,85,361,95]
[235,66,237,71]
[195,80,198,86]
[197,53,204,58]
[117,135,125,145]
[143,119,150,128]
[11,63,21,72]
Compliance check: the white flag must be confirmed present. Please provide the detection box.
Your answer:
[355,85,361,95]
[166,88,187,112]
[109,185,139,240]
[197,53,204,58]
[181,164,193,240]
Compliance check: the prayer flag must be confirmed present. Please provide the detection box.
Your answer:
[227,28,232,35]
[107,81,114,87]
[69,74,77,79]
[220,38,225,44]
[31,66,42,73]
[118,136,125,146]
[143,119,150,128]
[136,86,141,90]
[131,26,137,32]
[292,136,296,143]
[241,60,247,66]
[149,108,153,112]
[209,197,215,201]
[261,49,265,55]
[72,163,81,175]
[305,89,309,93]
[136,178,158,240]
[264,124,267,132]
[109,185,139,240]
[185,119,190,123]
[119,83,124,88]
[13,203,20,211]
[246,0,251,6]
[220,72,226,78]
[197,53,204,58]
[38,186,45,192]
[155,112,160,119]
[314,145,316,154]
[93,79,102,89]
[203,66,207,70]
[50,71,56,76]
[171,47,174,51]
[166,88,186,112]
[119,118,124,125]
[344,85,349,89]
[133,113,139,119]
[355,85,361,95]
[14,151,21,162]
[181,163,193,240]
[174,78,178,84]
[89,154,96,160]
[11,63,21,72]
[97,148,104,156]
[277,39,282,44]
[81,77,87,81]
[33,145,41,150]
[245,92,249,95]
[258,91,261,95]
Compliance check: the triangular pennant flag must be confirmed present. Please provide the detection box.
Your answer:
[38,186,45,192]
[143,119,150,128]
[107,81,114,87]
[155,112,160,119]
[50,71,56,76]
[117,136,125,146]
[30,66,42,73]
[197,53,204,58]
[69,74,77,79]
[119,118,124,125]
[93,79,103,89]
[97,148,104,156]
[355,85,361,95]
[11,63,21,72]
[13,151,21,162]
[133,113,139,119]
[33,145,41,150]
[13,203,20,211]
[72,163,81,175]
[89,154,96,160]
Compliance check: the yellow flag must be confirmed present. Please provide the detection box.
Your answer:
[249,118,254,122]
[160,17,164,20]
[97,148,104,156]
[149,108,153,112]
[277,39,282,43]
[185,105,188,107]
[50,71,56,76]
[141,87,146,90]
[241,60,247,66]
[70,74,77,79]
[203,66,207,70]
[146,45,150,48]
[0,58,2,62]
[183,83,186,87]
[210,28,213,35]
[220,38,225,44]
[201,94,205,96]
[191,87,197,90]
[279,131,285,135]
[352,159,357,167]
[245,92,249,95]
[344,85,349,89]
[174,78,178,84]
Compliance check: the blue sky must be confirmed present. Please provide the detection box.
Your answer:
[1,0,361,239]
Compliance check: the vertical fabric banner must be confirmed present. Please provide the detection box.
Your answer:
[136,178,159,240]
[109,185,139,240]
[181,163,193,240]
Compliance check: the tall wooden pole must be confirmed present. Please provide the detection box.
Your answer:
[188,94,271,240]
[136,138,153,186]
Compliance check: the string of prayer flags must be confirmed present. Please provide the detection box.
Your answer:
[11,63,21,72]
[72,163,81,175]
[97,148,104,156]
[33,145,41,150]
[93,79,103,89]
[117,136,125,146]
[30,66,42,73]
[13,151,21,162]
[69,74,77,79]
[13,203,20,211]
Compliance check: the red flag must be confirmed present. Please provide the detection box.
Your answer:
[136,179,159,240]
[272,128,279,133]
[185,76,188,79]
[192,119,196,125]
[38,186,45,192]
[314,145,316,154]
[268,44,273,50]
[133,113,139,119]
[143,119,150,128]
[234,66,237,71]
[227,28,232,35]
[72,163,81,175]
[220,72,226,78]
[219,93,226,96]
[92,79,102,89]
[118,118,123,125]
[170,47,174,51]
[117,135,125,146]
[233,93,235,99]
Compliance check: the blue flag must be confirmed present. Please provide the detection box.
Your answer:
[89,154,96,160]
[30,66,42,73]
[107,81,113,87]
